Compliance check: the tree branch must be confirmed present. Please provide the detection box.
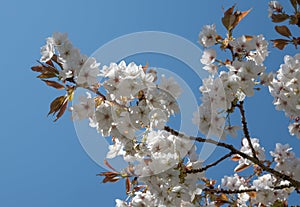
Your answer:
[186,152,234,174]
[236,101,258,160]
[203,184,294,194]
[164,126,300,188]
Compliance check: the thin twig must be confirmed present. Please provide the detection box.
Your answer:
[186,152,234,174]
[236,101,258,160]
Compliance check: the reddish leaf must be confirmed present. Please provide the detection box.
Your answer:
[126,177,131,194]
[133,185,145,192]
[42,80,65,90]
[221,5,251,32]
[37,73,57,79]
[271,39,290,50]
[48,96,66,116]
[290,0,297,10]
[46,59,54,67]
[231,155,241,161]
[51,54,64,69]
[234,163,250,172]
[222,5,236,31]
[231,9,252,31]
[31,65,44,72]
[102,176,120,183]
[54,99,68,122]
[104,159,117,172]
[275,25,292,37]
[142,62,149,72]
[271,13,289,23]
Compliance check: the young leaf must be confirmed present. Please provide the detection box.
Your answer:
[222,5,236,31]
[104,159,117,172]
[125,177,131,194]
[271,13,289,23]
[51,54,64,70]
[42,80,65,90]
[271,39,290,50]
[54,100,68,122]
[31,65,44,72]
[48,96,66,116]
[234,163,250,172]
[37,73,57,79]
[275,25,292,37]
[290,0,298,11]
[231,8,252,31]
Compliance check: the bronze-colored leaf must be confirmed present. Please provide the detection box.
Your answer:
[42,80,65,90]
[290,0,298,10]
[133,185,145,192]
[51,54,64,69]
[275,25,292,37]
[271,13,289,23]
[31,65,44,72]
[271,39,290,50]
[54,100,68,122]
[126,177,131,194]
[48,96,66,116]
[234,163,250,172]
[46,59,54,67]
[231,8,252,31]
[103,176,120,183]
[104,159,117,172]
[244,35,253,41]
[37,73,57,79]
[248,191,256,198]
[231,155,241,161]
[44,66,59,75]
[222,5,236,31]
[222,5,251,32]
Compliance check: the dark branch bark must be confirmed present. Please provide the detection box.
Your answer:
[203,184,293,194]
[164,126,300,189]
[236,101,258,160]
[186,152,233,174]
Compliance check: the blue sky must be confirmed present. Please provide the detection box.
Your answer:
[1,0,299,206]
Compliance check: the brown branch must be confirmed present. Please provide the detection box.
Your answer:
[236,101,258,160]
[186,152,234,174]
[203,184,293,194]
[164,126,300,189]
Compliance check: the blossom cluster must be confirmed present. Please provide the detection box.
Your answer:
[33,2,300,206]
[194,24,268,138]
[40,32,100,86]
[269,54,300,138]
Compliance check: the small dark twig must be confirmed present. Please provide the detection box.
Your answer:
[186,152,234,174]
[236,101,258,160]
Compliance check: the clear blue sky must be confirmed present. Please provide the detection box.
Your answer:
[1,0,299,206]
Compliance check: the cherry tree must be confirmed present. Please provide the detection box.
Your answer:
[31,2,300,206]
